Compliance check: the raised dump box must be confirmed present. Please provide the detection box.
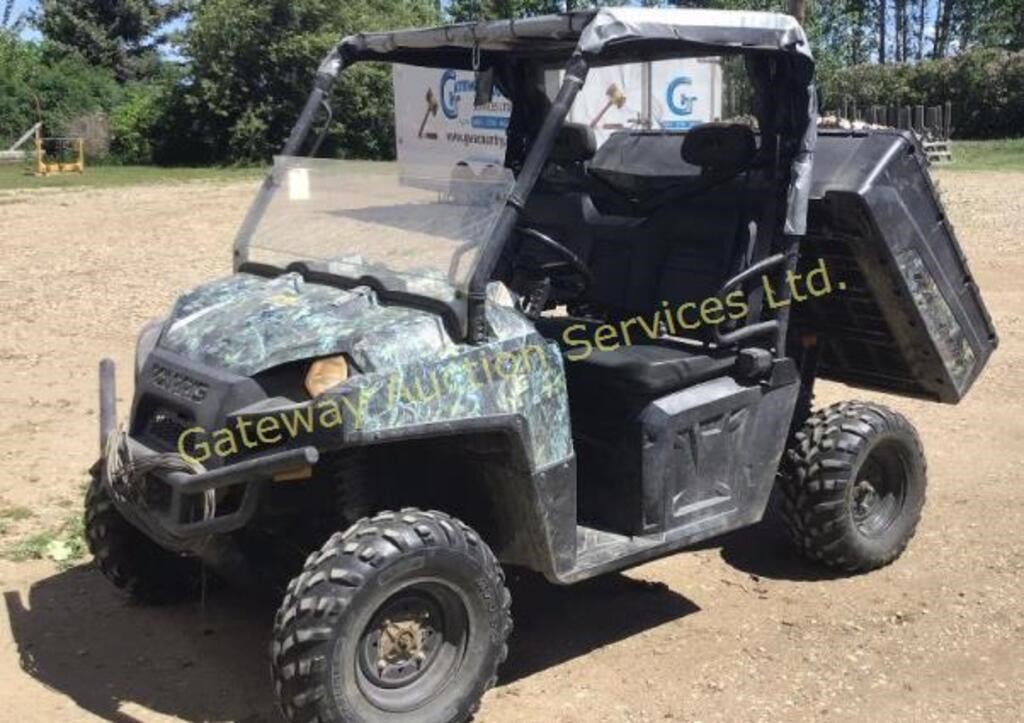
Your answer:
[794,129,997,403]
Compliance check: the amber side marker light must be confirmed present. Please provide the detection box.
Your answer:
[273,466,314,483]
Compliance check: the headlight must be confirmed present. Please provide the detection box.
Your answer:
[305,355,350,397]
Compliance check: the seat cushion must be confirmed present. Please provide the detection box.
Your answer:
[537,317,736,401]
[568,343,736,399]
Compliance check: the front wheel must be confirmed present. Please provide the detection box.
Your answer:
[84,465,202,603]
[271,509,511,723]
[778,401,927,572]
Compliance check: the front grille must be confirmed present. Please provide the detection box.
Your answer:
[145,407,196,454]
[142,474,173,511]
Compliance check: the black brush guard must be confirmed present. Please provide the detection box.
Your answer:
[99,360,318,550]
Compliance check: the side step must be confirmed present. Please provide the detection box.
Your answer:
[562,524,710,584]
[563,499,751,584]
[567,526,664,583]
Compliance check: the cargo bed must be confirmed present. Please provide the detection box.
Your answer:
[794,129,997,403]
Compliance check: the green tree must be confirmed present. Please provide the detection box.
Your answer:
[36,0,189,81]
[109,81,170,163]
[0,32,121,144]
[174,0,438,164]
[974,0,1024,51]
[446,0,563,22]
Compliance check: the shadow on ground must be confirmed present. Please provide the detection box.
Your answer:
[715,514,846,583]
[501,571,699,684]
[5,562,700,721]
[4,566,278,722]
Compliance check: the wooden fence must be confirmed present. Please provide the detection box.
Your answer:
[833,101,953,141]
[826,101,954,163]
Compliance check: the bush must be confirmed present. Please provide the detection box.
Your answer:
[328,63,397,160]
[165,0,439,165]
[0,33,121,146]
[824,48,1024,139]
[109,84,164,164]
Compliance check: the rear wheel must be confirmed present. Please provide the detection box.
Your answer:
[84,465,202,603]
[778,401,927,572]
[271,508,511,723]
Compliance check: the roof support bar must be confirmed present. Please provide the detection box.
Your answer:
[467,54,590,343]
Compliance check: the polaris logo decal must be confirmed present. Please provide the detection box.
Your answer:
[150,363,209,403]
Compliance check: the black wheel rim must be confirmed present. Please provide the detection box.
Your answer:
[355,581,470,713]
[851,439,910,537]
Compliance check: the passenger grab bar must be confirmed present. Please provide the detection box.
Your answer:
[717,252,786,295]
[713,253,787,347]
[715,320,778,347]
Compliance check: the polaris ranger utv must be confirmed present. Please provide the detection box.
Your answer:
[87,8,997,723]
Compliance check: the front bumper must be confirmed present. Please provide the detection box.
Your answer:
[98,360,318,551]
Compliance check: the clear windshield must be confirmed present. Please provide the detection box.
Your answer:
[238,157,514,303]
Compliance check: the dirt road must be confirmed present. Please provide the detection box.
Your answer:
[0,170,1021,722]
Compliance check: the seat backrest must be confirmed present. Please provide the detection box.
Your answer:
[516,126,763,337]
[550,122,597,165]
[582,179,757,326]
[583,127,762,331]
[516,188,599,271]
[511,124,601,270]
[588,131,701,200]
[680,122,757,174]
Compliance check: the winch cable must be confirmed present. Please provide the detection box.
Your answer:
[103,428,218,619]
[104,426,216,521]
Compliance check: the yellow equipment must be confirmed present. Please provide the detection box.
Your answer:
[33,125,85,176]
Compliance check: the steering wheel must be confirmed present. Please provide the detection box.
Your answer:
[513,226,595,298]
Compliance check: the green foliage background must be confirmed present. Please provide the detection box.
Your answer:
[827,48,1024,139]
[36,0,189,81]
[0,31,121,144]
[2,0,1023,166]
[174,0,437,164]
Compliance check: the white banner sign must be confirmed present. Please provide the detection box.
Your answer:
[650,59,721,131]
[393,60,721,171]
[393,65,510,171]
[566,63,646,146]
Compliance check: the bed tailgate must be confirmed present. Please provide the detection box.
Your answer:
[794,129,997,403]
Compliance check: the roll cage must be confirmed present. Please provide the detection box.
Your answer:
[236,7,817,347]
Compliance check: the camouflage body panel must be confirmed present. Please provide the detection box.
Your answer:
[160,273,455,377]
[335,331,571,469]
[896,248,977,392]
[800,131,997,403]
[157,272,572,470]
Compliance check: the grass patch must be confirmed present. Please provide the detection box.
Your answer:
[0,503,35,536]
[0,505,34,522]
[0,163,263,191]
[4,514,87,570]
[951,139,1024,171]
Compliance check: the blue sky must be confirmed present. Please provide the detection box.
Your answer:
[10,0,189,49]
[10,0,32,19]
[10,0,38,39]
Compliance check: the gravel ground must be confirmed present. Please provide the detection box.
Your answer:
[0,169,1021,722]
